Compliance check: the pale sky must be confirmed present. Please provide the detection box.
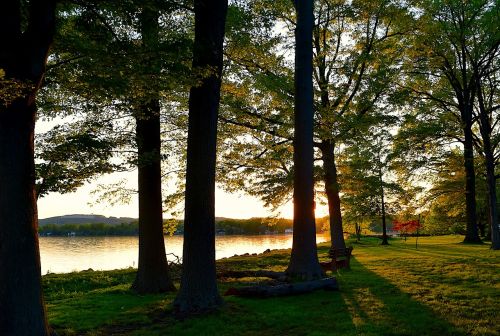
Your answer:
[37,170,299,219]
[35,120,329,220]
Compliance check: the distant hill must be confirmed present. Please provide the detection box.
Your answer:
[39,214,136,226]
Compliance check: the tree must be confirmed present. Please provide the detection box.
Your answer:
[39,1,192,292]
[132,3,176,293]
[340,128,402,245]
[407,0,498,243]
[475,74,500,248]
[470,42,500,248]
[286,0,323,280]
[174,0,229,314]
[312,0,405,251]
[0,1,56,335]
[218,0,405,253]
[392,219,421,240]
[415,150,492,237]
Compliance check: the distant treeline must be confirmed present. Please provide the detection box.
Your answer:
[39,217,329,236]
[39,222,139,236]
[214,217,327,235]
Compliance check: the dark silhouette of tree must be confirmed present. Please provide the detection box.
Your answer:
[286,0,322,280]
[38,1,190,292]
[0,1,56,335]
[174,0,228,314]
[132,3,176,294]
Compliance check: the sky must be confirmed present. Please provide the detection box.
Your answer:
[37,170,301,219]
[35,117,329,220]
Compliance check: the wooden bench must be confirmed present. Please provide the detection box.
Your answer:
[320,246,353,272]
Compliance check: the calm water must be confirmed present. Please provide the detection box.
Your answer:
[39,234,329,274]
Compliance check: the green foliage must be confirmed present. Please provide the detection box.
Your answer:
[340,128,403,224]
[35,123,118,198]
[218,0,406,215]
[37,0,193,208]
[0,68,34,106]
[419,150,492,236]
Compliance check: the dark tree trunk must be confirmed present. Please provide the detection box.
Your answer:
[174,0,228,315]
[355,223,361,242]
[131,4,175,294]
[0,2,55,335]
[132,100,176,293]
[462,121,481,243]
[379,168,389,245]
[319,140,346,250]
[484,151,499,249]
[286,0,322,280]
[0,102,49,336]
[475,76,499,249]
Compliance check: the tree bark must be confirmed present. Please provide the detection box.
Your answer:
[320,140,347,250]
[462,120,481,243]
[0,101,49,336]
[174,0,228,315]
[131,4,176,294]
[355,223,361,242]
[286,0,323,280]
[0,2,55,335]
[475,75,499,249]
[132,100,176,293]
[379,167,389,245]
[482,134,499,250]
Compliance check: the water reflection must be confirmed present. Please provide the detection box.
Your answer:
[39,234,329,274]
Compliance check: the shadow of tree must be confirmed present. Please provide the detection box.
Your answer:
[336,258,465,336]
[48,246,493,336]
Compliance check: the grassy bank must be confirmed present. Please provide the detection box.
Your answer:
[43,235,499,336]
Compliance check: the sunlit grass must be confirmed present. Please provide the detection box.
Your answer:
[43,235,499,336]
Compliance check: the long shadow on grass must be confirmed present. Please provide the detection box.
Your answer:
[139,257,466,336]
[46,253,466,336]
[337,257,466,336]
[388,242,492,259]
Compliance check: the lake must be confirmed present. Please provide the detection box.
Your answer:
[39,234,329,274]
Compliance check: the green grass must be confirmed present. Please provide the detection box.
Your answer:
[43,235,500,336]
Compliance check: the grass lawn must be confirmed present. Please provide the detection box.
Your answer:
[43,235,499,336]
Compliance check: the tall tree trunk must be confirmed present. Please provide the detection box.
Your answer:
[0,2,55,335]
[462,120,481,243]
[132,100,176,293]
[319,140,346,250]
[483,147,499,249]
[174,0,228,315]
[379,167,389,245]
[0,101,49,335]
[355,223,361,242]
[286,0,322,280]
[475,76,499,249]
[131,3,175,294]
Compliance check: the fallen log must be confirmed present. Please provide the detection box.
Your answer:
[218,270,287,281]
[224,277,338,298]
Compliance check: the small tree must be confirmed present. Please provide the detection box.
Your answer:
[392,219,422,241]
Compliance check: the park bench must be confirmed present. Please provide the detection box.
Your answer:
[320,246,353,272]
